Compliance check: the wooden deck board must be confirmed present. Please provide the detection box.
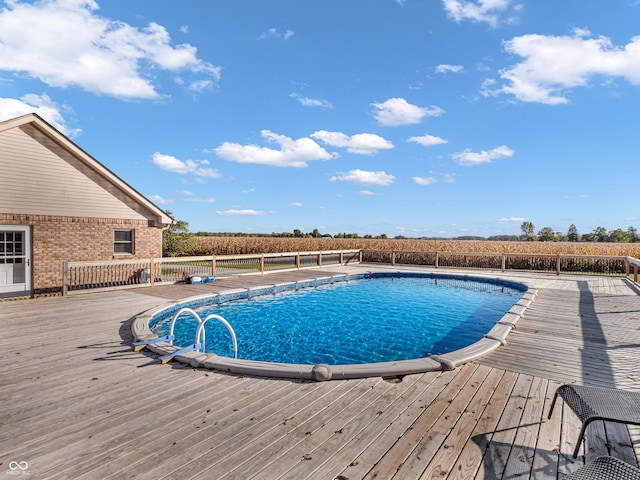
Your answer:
[336,370,459,480]
[447,370,518,480]
[416,367,506,479]
[1,266,640,479]
[501,375,547,479]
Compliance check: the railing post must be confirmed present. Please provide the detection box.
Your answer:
[359,250,363,262]
[625,259,630,277]
[318,252,322,267]
[435,252,439,269]
[339,251,344,265]
[556,255,561,275]
[391,250,396,266]
[260,254,265,273]
[150,259,155,287]
[501,255,506,272]
[212,255,216,275]
[635,263,638,283]
[296,253,300,269]
[62,261,68,296]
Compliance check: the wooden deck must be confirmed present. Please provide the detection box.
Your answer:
[2,265,640,479]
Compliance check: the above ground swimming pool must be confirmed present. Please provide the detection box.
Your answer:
[136,271,534,381]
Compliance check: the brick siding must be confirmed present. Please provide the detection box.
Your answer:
[0,214,163,297]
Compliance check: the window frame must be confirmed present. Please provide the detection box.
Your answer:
[113,229,135,255]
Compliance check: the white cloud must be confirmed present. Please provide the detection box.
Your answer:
[498,217,526,223]
[147,194,173,205]
[330,169,396,186]
[152,152,221,178]
[215,209,273,216]
[188,79,215,93]
[484,31,640,104]
[371,98,444,126]
[214,130,337,168]
[311,130,393,155]
[0,94,81,137]
[289,202,303,207]
[452,145,514,166]
[359,190,376,196]
[0,0,220,99]
[442,0,521,27]
[413,176,438,185]
[258,28,295,40]
[184,197,216,203]
[441,173,457,183]
[407,134,448,147]
[435,64,464,74]
[290,93,333,109]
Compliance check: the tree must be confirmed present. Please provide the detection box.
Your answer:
[608,228,629,243]
[537,227,556,242]
[628,226,639,243]
[567,224,579,242]
[580,232,594,242]
[162,212,197,257]
[592,226,608,242]
[520,221,535,241]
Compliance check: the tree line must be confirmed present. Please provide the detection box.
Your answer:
[519,222,640,243]
[195,224,640,243]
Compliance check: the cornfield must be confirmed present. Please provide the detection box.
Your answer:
[190,237,640,258]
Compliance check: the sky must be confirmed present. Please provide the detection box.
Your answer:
[1,0,640,238]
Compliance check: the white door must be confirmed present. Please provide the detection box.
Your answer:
[0,226,32,298]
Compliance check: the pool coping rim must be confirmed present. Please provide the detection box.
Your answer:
[131,269,538,381]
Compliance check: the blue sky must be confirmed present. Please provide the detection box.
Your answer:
[1,0,639,237]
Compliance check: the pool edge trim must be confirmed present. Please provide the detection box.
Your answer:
[131,271,537,381]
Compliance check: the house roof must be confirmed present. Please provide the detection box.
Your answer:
[0,113,173,227]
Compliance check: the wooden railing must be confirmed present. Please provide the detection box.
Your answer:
[62,250,361,295]
[63,249,640,295]
[628,256,640,283]
[361,250,636,277]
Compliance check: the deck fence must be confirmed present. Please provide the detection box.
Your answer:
[62,250,361,295]
[63,249,640,295]
[362,249,638,278]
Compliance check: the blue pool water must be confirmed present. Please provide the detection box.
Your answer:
[151,274,525,366]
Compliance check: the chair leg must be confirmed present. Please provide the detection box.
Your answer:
[572,421,589,458]
[548,389,561,419]
[548,386,587,458]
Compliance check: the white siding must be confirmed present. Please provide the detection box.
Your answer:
[0,126,152,221]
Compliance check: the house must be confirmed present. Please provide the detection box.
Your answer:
[0,113,172,298]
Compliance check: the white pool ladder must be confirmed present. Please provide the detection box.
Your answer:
[140,307,238,364]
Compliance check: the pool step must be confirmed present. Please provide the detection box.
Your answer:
[131,335,174,352]
[158,343,202,364]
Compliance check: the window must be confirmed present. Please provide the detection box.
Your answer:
[114,229,134,254]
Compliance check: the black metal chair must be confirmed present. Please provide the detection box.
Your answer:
[562,456,640,479]
[549,384,640,458]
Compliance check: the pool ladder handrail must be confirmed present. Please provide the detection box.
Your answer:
[156,308,238,363]
[196,313,238,359]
